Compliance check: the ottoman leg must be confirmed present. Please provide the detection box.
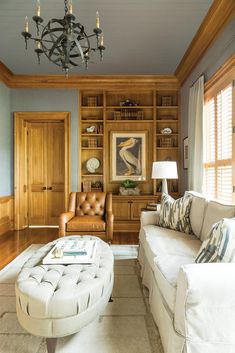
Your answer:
[46,338,57,353]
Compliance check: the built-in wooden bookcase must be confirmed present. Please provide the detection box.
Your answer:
[79,88,179,231]
[155,90,179,197]
[79,91,105,193]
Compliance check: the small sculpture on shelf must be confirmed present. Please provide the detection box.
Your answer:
[120,99,139,107]
[119,179,140,195]
[160,127,172,135]
[86,125,97,133]
[91,181,103,192]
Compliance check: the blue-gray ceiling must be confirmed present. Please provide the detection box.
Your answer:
[0,0,213,75]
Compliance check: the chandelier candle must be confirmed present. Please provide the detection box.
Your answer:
[21,0,106,75]
[24,16,29,32]
[96,11,100,29]
[36,0,40,17]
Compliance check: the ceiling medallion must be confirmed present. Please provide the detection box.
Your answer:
[21,0,105,76]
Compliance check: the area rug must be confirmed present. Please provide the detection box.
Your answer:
[0,244,163,353]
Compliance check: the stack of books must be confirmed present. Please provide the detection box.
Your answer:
[146,202,157,211]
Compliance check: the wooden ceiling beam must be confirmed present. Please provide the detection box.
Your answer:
[175,0,235,85]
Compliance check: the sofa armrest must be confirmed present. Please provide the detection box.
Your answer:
[140,210,160,227]
[175,263,235,345]
[59,211,75,237]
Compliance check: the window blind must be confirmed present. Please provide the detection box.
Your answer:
[203,84,233,203]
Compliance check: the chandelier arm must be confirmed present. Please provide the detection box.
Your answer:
[87,33,97,39]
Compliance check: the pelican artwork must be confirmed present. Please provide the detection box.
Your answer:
[118,137,141,176]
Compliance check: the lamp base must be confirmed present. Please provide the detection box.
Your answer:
[162,179,168,194]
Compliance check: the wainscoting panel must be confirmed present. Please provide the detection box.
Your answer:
[0,196,14,235]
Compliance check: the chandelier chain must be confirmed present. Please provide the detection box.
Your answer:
[64,0,68,15]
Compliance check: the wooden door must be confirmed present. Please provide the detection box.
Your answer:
[27,121,65,225]
[46,122,65,224]
[27,122,47,225]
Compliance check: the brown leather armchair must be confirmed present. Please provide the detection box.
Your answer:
[59,192,113,242]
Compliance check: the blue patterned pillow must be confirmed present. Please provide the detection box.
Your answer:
[158,193,193,234]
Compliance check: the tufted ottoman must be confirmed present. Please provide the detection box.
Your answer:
[15,236,114,353]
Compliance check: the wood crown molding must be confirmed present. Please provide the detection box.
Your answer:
[0,62,14,86]
[0,65,179,89]
[204,53,235,94]
[175,0,235,86]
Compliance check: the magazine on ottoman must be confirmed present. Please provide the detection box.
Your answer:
[42,239,98,264]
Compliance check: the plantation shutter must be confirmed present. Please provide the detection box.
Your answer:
[203,84,233,203]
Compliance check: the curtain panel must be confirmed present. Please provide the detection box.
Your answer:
[188,76,204,192]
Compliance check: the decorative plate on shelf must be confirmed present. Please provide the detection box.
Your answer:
[86,158,100,173]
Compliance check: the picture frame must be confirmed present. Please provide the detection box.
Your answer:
[110,131,147,181]
[183,137,189,169]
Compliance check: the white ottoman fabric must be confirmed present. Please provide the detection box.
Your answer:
[15,236,114,338]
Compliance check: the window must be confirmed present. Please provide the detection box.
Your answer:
[203,84,233,203]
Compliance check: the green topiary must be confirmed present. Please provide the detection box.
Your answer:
[121,179,137,189]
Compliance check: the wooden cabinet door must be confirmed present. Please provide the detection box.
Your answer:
[47,122,65,225]
[27,123,47,225]
[131,200,149,220]
[113,200,131,220]
[27,121,65,226]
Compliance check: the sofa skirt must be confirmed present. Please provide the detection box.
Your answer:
[138,243,185,353]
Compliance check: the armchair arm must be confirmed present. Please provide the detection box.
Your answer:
[106,211,114,241]
[140,210,160,227]
[105,192,113,241]
[175,263,235,347]
[59,211,75,237]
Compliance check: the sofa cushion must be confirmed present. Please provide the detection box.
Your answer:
[186,191,207,238]
[139,225,201,270]
[66,216,106,232]
[196,218,235,263]
[158,193,193,234]
[153,254,195,313]
[201,200,235,241]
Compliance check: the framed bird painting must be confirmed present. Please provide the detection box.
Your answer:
[110,131,147,181]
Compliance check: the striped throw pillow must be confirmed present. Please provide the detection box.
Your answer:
[158,193,193,234]
[195,218,235,263]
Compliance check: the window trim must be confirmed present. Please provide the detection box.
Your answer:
[203,55,235,203]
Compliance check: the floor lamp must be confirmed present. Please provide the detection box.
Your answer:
[152,161,178,194]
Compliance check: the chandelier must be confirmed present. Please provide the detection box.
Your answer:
[21,0,105,75]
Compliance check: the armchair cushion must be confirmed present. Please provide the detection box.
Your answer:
[66,216,106,232]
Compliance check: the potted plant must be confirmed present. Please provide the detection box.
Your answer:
[119,179,140,195]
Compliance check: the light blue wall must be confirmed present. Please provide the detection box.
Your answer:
[10,89,79,191]
[0,82,12,196]
[180,16,235,193]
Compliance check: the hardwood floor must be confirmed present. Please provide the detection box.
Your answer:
[0,228,139,270]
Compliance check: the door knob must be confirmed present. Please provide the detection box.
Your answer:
[47,186,52,190]
[42,186,46,190]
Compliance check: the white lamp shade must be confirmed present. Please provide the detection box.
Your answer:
[152,161,178,179]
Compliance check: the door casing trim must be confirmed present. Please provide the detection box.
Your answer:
[14,112,70,230]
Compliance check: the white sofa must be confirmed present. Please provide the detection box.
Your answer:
[138,191,235,353]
